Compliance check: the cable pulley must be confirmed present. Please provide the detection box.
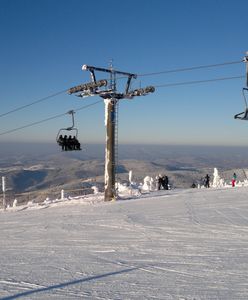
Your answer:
[68,80,108,95]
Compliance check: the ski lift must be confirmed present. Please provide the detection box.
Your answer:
[234,88,248,120]
[235,53,248,120]
[56,110,82,151]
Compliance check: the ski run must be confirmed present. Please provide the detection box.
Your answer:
[1,183,248,299]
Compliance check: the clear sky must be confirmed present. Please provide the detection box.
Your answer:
[0,0,248,146]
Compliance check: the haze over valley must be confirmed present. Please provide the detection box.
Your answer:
[1,142,248,205]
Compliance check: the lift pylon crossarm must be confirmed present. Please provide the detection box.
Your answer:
[68,80,108,95]
[82,64,137,78]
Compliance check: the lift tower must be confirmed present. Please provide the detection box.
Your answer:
[68,64,155,201]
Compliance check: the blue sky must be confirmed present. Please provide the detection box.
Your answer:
[0,0,248,146]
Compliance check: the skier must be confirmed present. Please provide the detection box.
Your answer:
[204,174,210,188]
[232,172,237,187]
[62,135,69,151]
[157,174,163,190]
[57,135,67,151]
[191,182,197,188]
[57,135,64,148]
[162,175,169,190]
[67,135,73,150]
[72,136,81,150]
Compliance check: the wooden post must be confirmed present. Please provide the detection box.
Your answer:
[104,99,116,201]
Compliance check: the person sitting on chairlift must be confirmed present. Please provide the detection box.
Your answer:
[57,134,81,151]
[67,135,73,150]
[72,136,81,150]
[62,135,68,151]
[57,135,63,147]
[57,134,67,151]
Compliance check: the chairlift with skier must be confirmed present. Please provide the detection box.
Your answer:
[56,110,82,151]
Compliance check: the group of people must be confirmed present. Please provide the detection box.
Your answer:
[192,172,237,188]
[157,174,169,190]
[57,135,81,151]
[191,175,210,188]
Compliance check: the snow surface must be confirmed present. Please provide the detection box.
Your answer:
[1,186,248,299]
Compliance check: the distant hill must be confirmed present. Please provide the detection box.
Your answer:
[1,142,248,205]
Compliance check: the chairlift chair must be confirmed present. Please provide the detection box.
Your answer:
[56,110,81,151]
[234,88,248,120]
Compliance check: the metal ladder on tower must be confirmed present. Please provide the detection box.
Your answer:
[108,61,119,199]
[114,100,119,197]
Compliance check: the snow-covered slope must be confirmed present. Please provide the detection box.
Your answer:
[1,187,248,299]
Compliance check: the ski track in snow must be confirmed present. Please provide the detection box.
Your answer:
[1,187,248,299]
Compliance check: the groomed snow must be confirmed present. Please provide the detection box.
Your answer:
[1,187,248,299]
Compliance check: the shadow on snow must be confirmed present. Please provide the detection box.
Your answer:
[1,267,138,300]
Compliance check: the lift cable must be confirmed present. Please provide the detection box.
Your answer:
[0,74,244,137]
[137,60,243,78]
[154,75,245,88]
[0,89,68,118]
[0,60,243,119]
[0,73,245,138]
[0,100,102,136]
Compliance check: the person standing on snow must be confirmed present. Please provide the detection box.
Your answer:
[205,174,210,188]
[232,172,237,187]
[157,174,163,190]
[162,175,169,190]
